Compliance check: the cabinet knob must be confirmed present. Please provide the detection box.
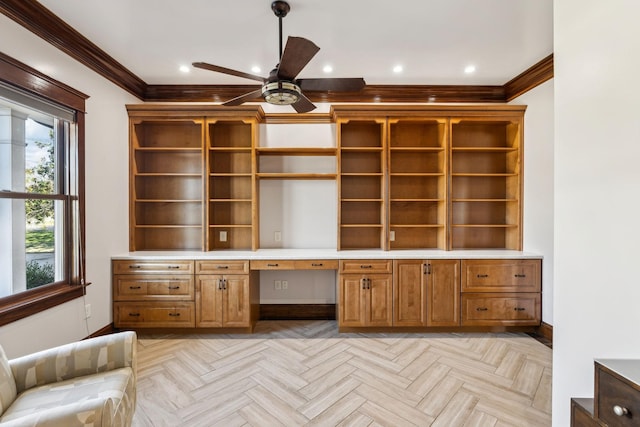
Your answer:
[311,263,323,267]
[476,307,488,311]
[514,274,526,278]
[613,405,629,417]
[267,263,279,267]
[168,286,180,290]
[168,313,181,317]
[477,274,489,278]
[129,265,141,269]
[129,286,142,290]
[216,265,229,269]
[360,265,373,269]
[514,307,526,311]
[167,265,180,269]
[128,313,141,317]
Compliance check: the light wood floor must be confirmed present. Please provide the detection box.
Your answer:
[132,321,551,427]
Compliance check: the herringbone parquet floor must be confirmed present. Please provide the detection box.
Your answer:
[132,321,551,427]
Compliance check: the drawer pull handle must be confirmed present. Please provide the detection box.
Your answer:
[167,265,180,269]
[168,313,181,317]
[128,313,141,317]
[514,274,526,278]
[168,286,180,290]
[361,265,373,269]
[217,265,229,269]
[267,263,279,267]
[613,405,629,417]
[476,307,488,311]
[514,307,526,311]
[129,265,141,269]
[477,274,489,278]
[311,263,323,267]
[129,286,142,290]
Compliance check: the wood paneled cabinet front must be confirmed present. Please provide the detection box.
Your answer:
[393,259,460,327]
[112,259,195,328]
[195,261,259,329]
[339,260,392,327]
[460,259,541,326]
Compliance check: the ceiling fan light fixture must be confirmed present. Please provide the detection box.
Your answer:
[262,81,301,105]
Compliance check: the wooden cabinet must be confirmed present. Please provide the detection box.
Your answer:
[572,359,640,427]
[207,120,257,250]
[388,119,447,249]
[112,259,196,328]
[450,116,523,250]
[129,118,204,251]
[332,106,525,251]
[339,260,392,327]
[337,119,386,250]
[393,259,460,327]
[460,259,541,326]
[127,106,263,252]
[195,260,258,329]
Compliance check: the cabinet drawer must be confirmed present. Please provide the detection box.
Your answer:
[250,260,295,270]
[113,275,194,301]
[113,260,194,275]
[461,293,541,326]
[571,398,604,427]
[114,302,195,328]
[340,260,392,274]
[294,260,339,270]
[196,260,249,274]
[461,259,541,292]
[596,365,640,426]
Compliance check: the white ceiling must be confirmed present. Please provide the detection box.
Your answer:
[36,0,553,86]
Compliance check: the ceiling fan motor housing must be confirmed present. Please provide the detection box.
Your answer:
[262,81,301,105]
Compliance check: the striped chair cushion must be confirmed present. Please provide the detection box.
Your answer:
[0,346,17,416]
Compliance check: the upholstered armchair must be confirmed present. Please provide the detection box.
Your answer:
[0,331,136,427]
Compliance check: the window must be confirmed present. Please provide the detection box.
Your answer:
[0,52,87,326]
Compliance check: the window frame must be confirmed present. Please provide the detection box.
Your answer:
[0,51,88,327]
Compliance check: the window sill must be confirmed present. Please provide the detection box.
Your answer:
[0,283,85,327]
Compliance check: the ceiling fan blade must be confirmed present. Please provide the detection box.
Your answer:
[276,37,320,81]
[222,89,264,106]
[192,62,265,83]
[291,93,316,113]
[298,77,366,92]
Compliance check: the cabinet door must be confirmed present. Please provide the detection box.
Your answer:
[367,275,393,326]
[196,275,224,327]
[222,275,251,327]
[426,259,460,326]
[339,275,366,326]
[394,260,426,326]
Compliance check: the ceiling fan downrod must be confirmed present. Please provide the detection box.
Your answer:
[271,1,290,60]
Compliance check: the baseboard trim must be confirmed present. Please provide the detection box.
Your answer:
[260,304,336,320]
[85,323,116,339]
[537,322,553,342]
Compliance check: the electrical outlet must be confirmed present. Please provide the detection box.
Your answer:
[274,231,282,242]
[219,231,227,242]
[84,303,91,318]
[282,280,288,290]
[390,230,395,241]
[274,280,282,290]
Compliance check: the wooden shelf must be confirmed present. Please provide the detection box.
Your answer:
[255,147,336,155]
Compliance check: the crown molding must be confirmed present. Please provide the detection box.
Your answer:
[1,0,552,104]
[0,0,147,99]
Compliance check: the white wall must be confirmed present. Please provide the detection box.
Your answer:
[0,14,138,358]
[553,1,640,425]
[511,80,555,325]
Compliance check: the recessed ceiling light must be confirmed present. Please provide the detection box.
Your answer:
[179,65,190,73]
[323,65,333,73]
[464,65,476,74]
[393,65,403,73]
[251,66,261,74]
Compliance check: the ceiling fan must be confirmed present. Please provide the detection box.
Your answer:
[193,1,366,113]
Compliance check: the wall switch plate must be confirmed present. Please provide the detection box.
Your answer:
[274,231,282,242]
[274,280,282,290]
[282,280,288,290]
[390,231,395,241]
[219,231,227,242]
[84,303,91,318]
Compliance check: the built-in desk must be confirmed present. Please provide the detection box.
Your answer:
[112,250,542,332]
